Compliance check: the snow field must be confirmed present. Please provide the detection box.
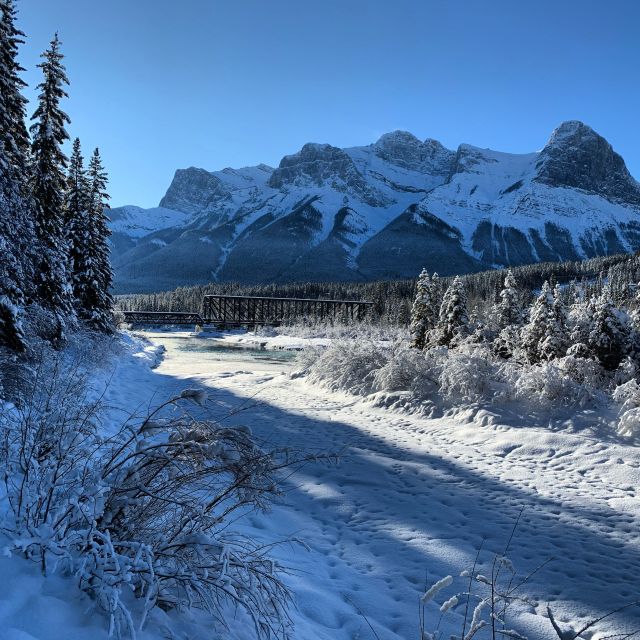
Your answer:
[151,334,640,639]
[1,332,638,639]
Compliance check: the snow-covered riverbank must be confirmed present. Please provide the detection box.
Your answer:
[2,331,639,639]
[140,327,333,351]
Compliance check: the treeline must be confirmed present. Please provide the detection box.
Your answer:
[410,264,640,372]
[116,252,640,326]
[0,1,113,352]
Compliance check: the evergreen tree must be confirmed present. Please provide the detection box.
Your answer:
[587,287,630,371]
[29,33,74,325]
[410,269,431,349]
[64,137,90,301]
[568,292,595,349]
[629,283,640,333]
[492,270,524,358]
[540,283,568,360]
[0,1,29,170]
[0,0,34,350]
[82,147,113,332]
[521,281,553,364]
[495,270,523,329]
[410,270,441,349]
[435,276,468,347]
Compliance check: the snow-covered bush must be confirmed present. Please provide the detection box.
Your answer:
[260,319,402,342]
[370,342,439,397]
[307,339,387,395]
[437,345,496,405]
[0,351,303,639]
[613,379,640,437]
[514,356,604,410]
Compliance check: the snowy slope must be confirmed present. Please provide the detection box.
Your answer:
[3,333,639,639]
[109,205,190,239]
[110,121,640,292]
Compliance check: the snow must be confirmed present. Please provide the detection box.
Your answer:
[109,205,190,238]
[3,332,638,639]
[146,334,640,639]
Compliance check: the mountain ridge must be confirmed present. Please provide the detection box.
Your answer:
[110,121,640,293]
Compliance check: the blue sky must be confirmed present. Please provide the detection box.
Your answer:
[16,0,640,207]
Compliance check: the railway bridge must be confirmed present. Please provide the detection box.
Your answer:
[121,294,374,327]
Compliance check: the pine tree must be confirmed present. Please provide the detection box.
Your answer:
[492,270,524,358]
[521,281,553,364]
[29,33,74,326]
[81,147,113,332]
[540,283,568,360]
[64,137,90,301]
[410,269,431,349]
[0,0,34,350]
[495,270,523,330]
[435,275,468,347]
[0,1,29,170]
[587,287,630,371]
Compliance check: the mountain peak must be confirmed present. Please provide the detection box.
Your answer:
[265,142,386,205]
[375,130,421,146]
[372,130,454,176]
[159,167,230,214]
[536,121,640,204]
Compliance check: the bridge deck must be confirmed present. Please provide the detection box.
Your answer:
[202,294,374,325]
[121,296,374,327]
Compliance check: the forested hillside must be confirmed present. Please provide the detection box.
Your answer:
[116,251,640,324]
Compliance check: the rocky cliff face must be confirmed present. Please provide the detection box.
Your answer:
[159,167,230,215]
[110,121,640,293]
[534,121,640,205]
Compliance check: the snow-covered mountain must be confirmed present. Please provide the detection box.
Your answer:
[110,121,640,293]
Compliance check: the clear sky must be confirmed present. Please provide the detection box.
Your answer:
[15,0,640,208]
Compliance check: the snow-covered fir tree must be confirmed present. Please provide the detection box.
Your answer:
[0,0,35,350]
[64,137,90,303]
[435,275,468,347]
[492,270,524,358]
[495,269,523,330]
[568,292,595,354]
[29,33,74,326]
[587,286,630,370]
[82,147,113,332]
[540,283,568,360]
[521,281,553,364]
[0,1,29,170]
[410,269,439,349]
[629,283,640,333]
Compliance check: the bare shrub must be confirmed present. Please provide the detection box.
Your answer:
[418,511,639,640]
[0,350,316,639]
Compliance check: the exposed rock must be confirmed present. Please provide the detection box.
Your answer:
[159,167,231,215]
[535,120,640,205]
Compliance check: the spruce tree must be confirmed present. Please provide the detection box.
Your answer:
[82,147,113,332]
[410,269,431,349]
[521,281,553,364]
[0,1,29,170]
[0,0,34,350]
[540,283,568,360]
[29,33,74,326]
[587,287,630,371]
[64,137,90,302]
[410,270,441,349]
[492,270,524,358]
[435,276,468,347]
[495,270,522,329]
